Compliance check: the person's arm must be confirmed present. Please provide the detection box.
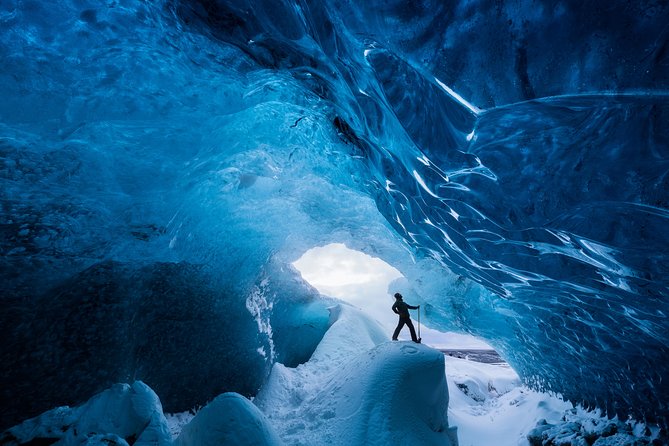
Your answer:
[408,304,419,310]
[392,302,400,314]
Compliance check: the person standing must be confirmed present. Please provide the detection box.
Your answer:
[391,292,420,343]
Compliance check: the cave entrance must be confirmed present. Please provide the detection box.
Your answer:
[293,243,488,348]
[292,243,402,331]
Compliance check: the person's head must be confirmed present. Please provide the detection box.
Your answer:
[394,292,403,300]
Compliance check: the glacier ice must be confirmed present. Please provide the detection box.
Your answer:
[1,0,668,433]
[1,258,330,427]
[3,381,282,446]
[2,381,172,446]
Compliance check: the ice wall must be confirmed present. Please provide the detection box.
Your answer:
[1,0,668,428]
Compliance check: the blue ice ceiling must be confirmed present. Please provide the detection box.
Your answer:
[1,0,668,429]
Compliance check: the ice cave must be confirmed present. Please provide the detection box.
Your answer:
[1,0,668,445]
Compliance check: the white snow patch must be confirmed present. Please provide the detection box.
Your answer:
[254,304,458,446]
[445,355,572,446]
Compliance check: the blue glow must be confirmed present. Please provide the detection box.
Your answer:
[1,0,668,430]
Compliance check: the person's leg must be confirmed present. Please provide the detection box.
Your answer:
[392,319,406,340]
[406,319,418,342]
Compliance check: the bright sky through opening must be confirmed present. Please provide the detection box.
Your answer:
[293,243,491,349]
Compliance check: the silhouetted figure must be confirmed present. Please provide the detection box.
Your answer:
[391,293,420,343]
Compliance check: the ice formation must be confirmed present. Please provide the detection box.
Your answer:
[1,381,172,446]
[1,0,668,436]
[3,305,457,446]
[255,304,457,446]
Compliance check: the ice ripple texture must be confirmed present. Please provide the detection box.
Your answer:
[1,0,668,427]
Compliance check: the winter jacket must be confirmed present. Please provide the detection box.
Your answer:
[392,300,418,319]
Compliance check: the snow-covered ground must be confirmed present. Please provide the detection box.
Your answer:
[253,304,458,446]
[5,302,661,446]
[162,355,662,446]
[164,342,577,446]
[444,354,572,446]
[443,351,663,446]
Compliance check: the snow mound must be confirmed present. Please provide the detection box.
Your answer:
[2,381,171,446]
[174,393,282,446]
[255,304,458,446]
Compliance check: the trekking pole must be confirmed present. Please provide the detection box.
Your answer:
[418,306,421,342]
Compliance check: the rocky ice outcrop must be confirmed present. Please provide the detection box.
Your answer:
[1,381,171,446]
